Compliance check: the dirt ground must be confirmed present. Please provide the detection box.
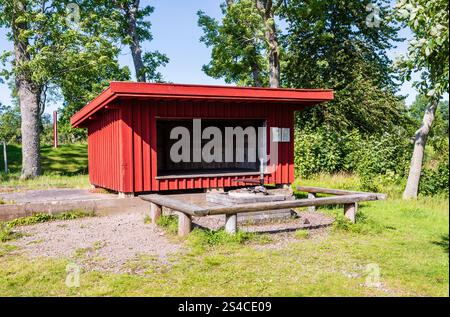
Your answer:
[10,210,333,273]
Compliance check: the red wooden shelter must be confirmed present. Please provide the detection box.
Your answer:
[71,82,333,195]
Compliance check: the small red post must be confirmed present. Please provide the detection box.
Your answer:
[53,111,58,148]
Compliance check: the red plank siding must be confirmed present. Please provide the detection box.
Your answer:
[77,82,333,194]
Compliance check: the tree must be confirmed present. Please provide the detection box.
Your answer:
[0,0,126,178]
[198,0,283,87]
[282,0,405,133]
[255,0,282,87]
[108,0,168,82]
[396,0,449,199]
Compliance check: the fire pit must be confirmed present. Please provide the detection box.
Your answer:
[206,186,294,206]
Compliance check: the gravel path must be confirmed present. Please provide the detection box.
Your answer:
[11,212,181,273]
[10,210,333,273]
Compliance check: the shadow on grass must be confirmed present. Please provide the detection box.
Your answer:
[2,144,88,176]
[432,234,449,254]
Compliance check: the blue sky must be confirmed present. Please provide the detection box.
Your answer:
[0,0,438,115]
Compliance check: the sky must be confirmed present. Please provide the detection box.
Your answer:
[0,0,442,115]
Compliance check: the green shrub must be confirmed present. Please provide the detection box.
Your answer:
[420,159,449,196]
[332,211,387,235]
[0,223,21,242]
[6,210,94,228]
[294,229,309,239]
[156,215,178,235]
[295,127,411,192]
[295,127,345,178]
[187,229,257,252]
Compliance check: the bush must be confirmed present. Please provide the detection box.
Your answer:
[156,215,178,235]
[294,126,345,178]
[295,127,411,191]
[420,159,449,196]
[5,210,94,228]
[294,229,309,239]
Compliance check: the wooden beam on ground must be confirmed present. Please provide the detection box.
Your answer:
[140,193,385,217]
[296,186,387,200]
[202,193,382,216]
[140,194,205,216]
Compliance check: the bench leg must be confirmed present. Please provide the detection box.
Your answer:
[344,203,358,223]
[307,193,316,212]
[150,203,162,224]
[178,212,192,237]
[225,214,237,234]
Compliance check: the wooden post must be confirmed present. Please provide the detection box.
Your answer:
[53,111,58,148]
[307,193,316,212]
[178,212,192,237]
[225,213,237,234]
[344,203,358,223]
[150,202,162,224]
[2,140,7,174]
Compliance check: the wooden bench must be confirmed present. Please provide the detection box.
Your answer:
[139,186,386,237]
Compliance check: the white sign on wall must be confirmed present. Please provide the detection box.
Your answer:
[281,128,290,142]
[272,127,291,143]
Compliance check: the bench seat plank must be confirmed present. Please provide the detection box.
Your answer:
[140,193,383,217]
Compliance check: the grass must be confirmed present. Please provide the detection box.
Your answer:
[155,215,179,235]
[0,143,89,189]
[293,172,404,199]
[294,229,310,239]
[0,169,448,296]
[0,210,94,242]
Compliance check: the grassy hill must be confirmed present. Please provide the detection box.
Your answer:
[0,143,89,189]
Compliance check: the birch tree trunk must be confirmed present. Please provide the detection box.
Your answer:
[255,0,280,88]
[13,1,41,179]
[403,98,439,199]
[124,0,146,82]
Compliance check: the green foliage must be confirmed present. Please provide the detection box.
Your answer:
[197,0,270,86]
[284,0,404,133]
[294,126,344,177]
[332,210,388,235]
[295,127,411,191]
[347,132,411,191]
[156,215,178,235]
[0,104,20,143]
[395,0,449,98]
[0,143,89,189]
[141,51,169,83]
[0,223,20,242]
[408,95,449,196]
[97,0,169,82]
[1,143,88,175]
[0,0,133,146]
[5,210,94,228]
[1,195,448,296]
[420,153,449,196]
[408,95,449,147]
[190,228,254,247]
[0,210,93,242]
[294,229,309,239]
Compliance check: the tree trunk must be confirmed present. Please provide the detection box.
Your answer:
[13,1,41,179]
[125,0,146,82]
[265,19,280,88]
[251,58,262,87]
[403,98,439,199]
[255,0,280,88]
[226,0,262,87]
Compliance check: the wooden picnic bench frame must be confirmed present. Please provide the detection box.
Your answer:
[140,186,386,236]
